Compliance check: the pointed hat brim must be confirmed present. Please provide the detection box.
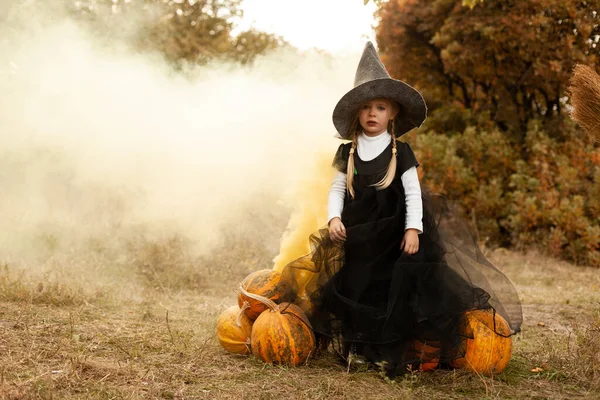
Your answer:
[332,42,427,139]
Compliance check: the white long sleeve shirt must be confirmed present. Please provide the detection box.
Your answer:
[327,132,423,233]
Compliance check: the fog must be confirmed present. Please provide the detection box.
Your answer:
[0,3,355,293]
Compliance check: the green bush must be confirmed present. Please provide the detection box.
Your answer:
[410,115,600,267]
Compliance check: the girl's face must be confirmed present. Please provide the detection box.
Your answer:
[358,98,398,137]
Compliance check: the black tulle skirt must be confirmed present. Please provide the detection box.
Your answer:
[280,180,522,378]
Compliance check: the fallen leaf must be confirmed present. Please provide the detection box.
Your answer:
[531,367,544,373]
[537,322,546,327]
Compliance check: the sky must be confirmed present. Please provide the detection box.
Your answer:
[237,0,378,54]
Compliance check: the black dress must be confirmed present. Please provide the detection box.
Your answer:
[281,140,522,377]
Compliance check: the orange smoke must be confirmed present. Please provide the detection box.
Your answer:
[273,153,336,272]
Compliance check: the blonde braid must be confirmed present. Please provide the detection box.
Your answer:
[346,116,360,199]
[371,118,397,190]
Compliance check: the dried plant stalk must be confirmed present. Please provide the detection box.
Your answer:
[569,64,600,143]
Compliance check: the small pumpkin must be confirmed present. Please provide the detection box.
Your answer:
[450,309,512,376]
[238,269,291,320]
[216,305,253,355]
[250,294,316,366]
[413,340,439,372]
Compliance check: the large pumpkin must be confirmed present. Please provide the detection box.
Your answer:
[251,299,316,366]
[413,340,439,372]
[216,305,253,355]
[238,269,291,321]
[451,309,512,375]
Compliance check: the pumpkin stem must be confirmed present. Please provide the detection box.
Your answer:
[237,301,250,327]
[239,285,279,312]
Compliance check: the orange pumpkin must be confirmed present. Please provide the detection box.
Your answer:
[413,340,439,372]
[450,309,513,376]
[216,305,253,355]
[238,269,291,320]
[250,298,316,366]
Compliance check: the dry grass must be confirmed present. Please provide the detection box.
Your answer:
[0,264,87,307]
[1,240,600,399]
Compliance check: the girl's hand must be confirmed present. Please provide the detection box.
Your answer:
[329,217,347,243]
[401,229,419,255]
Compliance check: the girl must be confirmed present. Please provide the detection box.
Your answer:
[284,42,522,378]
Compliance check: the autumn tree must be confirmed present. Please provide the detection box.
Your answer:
[376,0,600,139]
[70,0,282,66]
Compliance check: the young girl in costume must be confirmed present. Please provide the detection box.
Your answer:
[283,42,522,378]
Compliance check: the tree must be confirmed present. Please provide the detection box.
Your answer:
[366,0,483,7]
[69,0,282,66]
[376,0,600,139]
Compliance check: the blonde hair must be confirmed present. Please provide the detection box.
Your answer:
[346,117,397,199]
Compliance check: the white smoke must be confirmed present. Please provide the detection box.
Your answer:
[0,6,358,274]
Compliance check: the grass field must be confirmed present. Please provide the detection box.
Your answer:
[1,230,599,400]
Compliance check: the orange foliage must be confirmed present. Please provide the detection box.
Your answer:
[407,116,600,267]
[376,0,599,136]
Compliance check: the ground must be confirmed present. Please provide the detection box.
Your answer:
[1,237,599,399]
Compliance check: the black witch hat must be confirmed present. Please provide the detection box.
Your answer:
[332,42,427,139]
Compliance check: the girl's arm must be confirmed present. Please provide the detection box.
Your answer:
[328,171,346,224]
[328,171,347,242]
[401,166,423,234]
